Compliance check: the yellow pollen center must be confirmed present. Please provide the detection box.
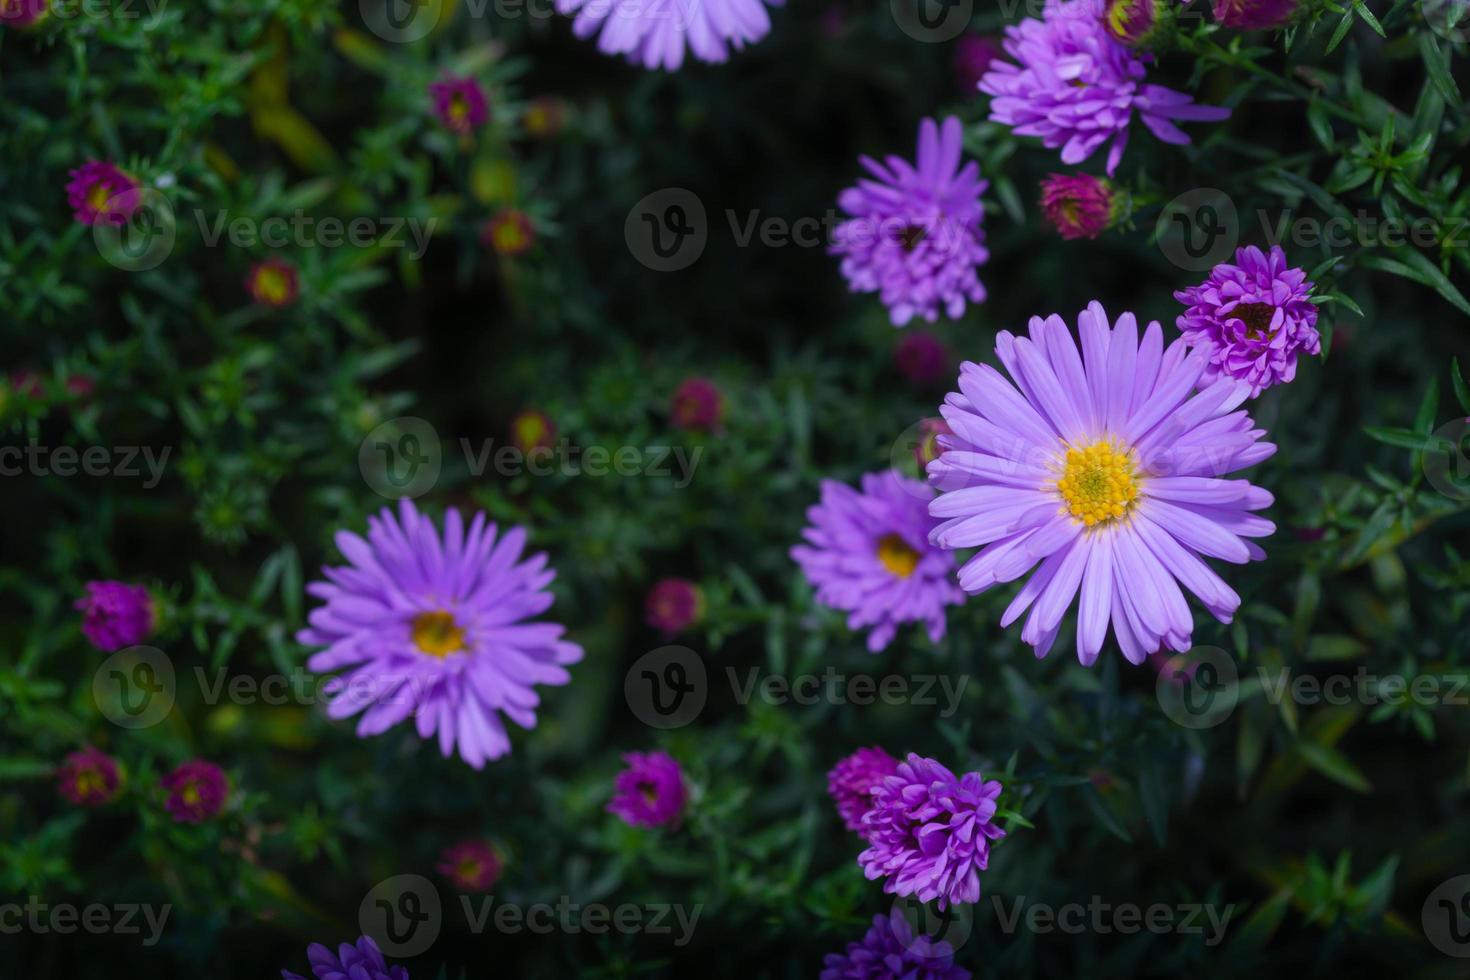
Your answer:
[76,769,103,795]
[412,610,466,658]
[1057,442,1140,527]
[182,782,202,805]
[254,268,289,304]
[876,533,921,578]
[88,184,113,212]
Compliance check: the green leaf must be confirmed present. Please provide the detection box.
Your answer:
[1452,358,1470,415]
[1418,33,1462,108]
[1362,426,1435,450]
[1297,742,1372,793]
[1359,250,1470,317]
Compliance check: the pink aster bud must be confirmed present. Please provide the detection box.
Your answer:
[1040,174,1123,241]
[483,208,535,257]
[1213,0,1298,30]
[894,331,950,386]
[57,747,123,808]
[65,160,140,226]
[161,759,229,823]
[510,408,556,455]
[1103,0,1172,46]
[437,839,503,892]
[429,75,490,136]
[245,257,300,308]
[955,34,1004,93]
[76,581,155,652]
[914,418,953,471]
[670,377,724,432]
[644,578,705,634]
[607,751,686,829]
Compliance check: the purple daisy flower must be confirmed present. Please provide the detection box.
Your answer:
[555,0,783,71]
[831,117,989,327]
[791,470,965,653]
[282,936,409,980]
[927,303,1277,664]
[827,747,900,834]
[429,75,490,135]
[66,160,140,226]
[161,759,229,823]
[76,580,154,652]
[607,750,687,828]
[980,0,1229,175]
[296,501,583,769]
[821,911,971,980]
[56,746,122,808]
[858,753,1006,909]
[1174,245,1320,398]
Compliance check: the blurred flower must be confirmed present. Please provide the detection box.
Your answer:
[826,747,899,834]
[608,750,686,828]
[66,160,139,226]
[282,936,409,980]
[980,0,1229,175]
[522,97,567,139]
[161,760,229,823]
[510,408,556,454]
[895,331,950,385]
[670,376,725,432]
[245,257,300,308]
[483,208,535,256]
[1040,173,1120,240]
[1104,0,1170,45]
[927,304,1276,663]
[429,75,490,135]
[56,747,122,808]
[858,753,1006,909]
[831,117,989,327]
[76,581,154,652]
[914,418,952,470]
[556,0,780,70]
[954,34,1004,92]
[1213,0,1297,29]
[296,501,583,769]
[437,839,502,892]
[1175,244,1319,398]
[821,911,971,980]
[790,470,964,653]
[0,0,46,27]
[644,578,705,633]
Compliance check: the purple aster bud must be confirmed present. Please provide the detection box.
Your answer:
[65,160,140,226]
[670,376,725,432]
[245,257,300,309]
[895,331,951,386]
[509,408,556,455]
[826,747,900,834]
[1040,173,1122,240]
[1103,0,1172,46]
[161,759,229,824]
[954,34,1004,93]
[821,911,971,980]
[0,0,47,27]
[56,746,122,808]
[76,580,155,652]
[1213,0,1298,30]
[914,418,953,471]
[644,578,705,634]
[437,839,503,892]
[281,935,409,980]
[482,208,535,257]
[607,750,686,829]
[429,75,490,136]
[522,96,566,139]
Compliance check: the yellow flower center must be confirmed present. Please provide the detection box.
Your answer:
[449,93,469,121]
[75,768,104,796]
[492,216,529,254]
[876,533,921,578]
[411,610,466,658]
[182,782,202,806]
[87,183,113,212]
[1057,441,1140,527]
[253,267,290,305]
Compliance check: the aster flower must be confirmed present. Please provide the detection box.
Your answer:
[66,160,139,226]
[895,331,950,386]
[555,0,782,71]
[282,936,409,980]
[1104,0,1171,45]
[1040,173,1122,240]
[955,34,1004,94]
[827,747,900,834]
[1,0,47,27]
[670,376,725,432]
[821,911,971,980]
[1174,245,1320,398]
[56,747,122,807]
[1213,0,1297,29]
[510,408,556,455]
[914,418,953,471]
[926,303,1276,664]
[858,753,1006,909]
[980,0,1229,175]
[791,470,964,653]
[161,760,229,823]
[483,208,535,257]
[296,500,584,769]
[607,750,687,828]
[437,839,503,892]
[245,257,300,308]
[76,581,154,652]
[429,75,490,136]
[831,117,989,327]
[644,578,705,633]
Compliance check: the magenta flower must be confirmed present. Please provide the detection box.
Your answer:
[980,0,1229,175]
[556,0,781,70]
[1213,0,1297,29]
[608,750,687,828]
[954,34,1004,93]
[791,470,964,653]
[827,747,899,834]
[161,760,229,823]
[670,376,725,432]
[927,303,1277,664]
[66,160,140,226]
[76,581,154,652]
[437,839,503,892]
[831,117,989,327]
[644,578,705,633]
[858,754,1006,910]
[821,911,971,980]
[282,936,409,980]
[895,331,950,386]
[483,208,535,257]
[56,747,122,807]
[1174,245,1319,398]
[1104,0,1168,45]
[509,408,556,454]
[1040,173,1119,240]
[296,501,584,769]
[1,0,47,27]
[429,75,490,135]
[245,257,300,308]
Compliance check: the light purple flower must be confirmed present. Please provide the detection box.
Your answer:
[555,0,783,71]
[296,501,583,769]
[980,0,1229,175]
[791,470,965,653]
[926,303,1276,664]
[831,117,989,327]
[821,911,971,980]
[858,753,1006,910]
[827,747,900,834]
[607,750,686,828]
[76,580,154,652]
[1174,245,1320,398]
[282,936,409,980]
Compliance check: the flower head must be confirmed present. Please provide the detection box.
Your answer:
[670,377,725,432]
[76,581,154,652]
[645,578,705,633]
[429,75,490,135]
[1174,245,1319,398]
[954,34,1004,93]
[980,0,1229,175]
[1040,173,1121,240]
[1213,0,1297,29]
[555,0,781,70]
[66,161,139,226]
[437,839,503,892]
[927,303,1276,664]
[510,408,556,455]
[831,117,989,327]
[161,760,229,823]
[791,470,964,653]
[914,418,953,471]
[282,936,409,980]
[826,747,899,834]
[522,97,567,139]
[296,500,584,769]
[821,911,971,980]
[246,257,300,308]
[1,0,47,27]
[483,208,535,256]
[895,331,951,386]
[57,747,122,807]
[1104,0,1170,45]
[859,754,1006,909]
[608,750,686,828]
